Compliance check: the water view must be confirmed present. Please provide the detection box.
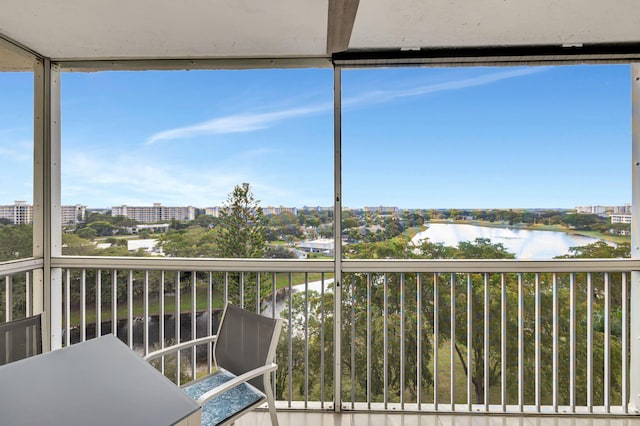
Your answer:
[412,223,606,259]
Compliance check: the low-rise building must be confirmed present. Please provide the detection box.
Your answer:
[610,214,632,224]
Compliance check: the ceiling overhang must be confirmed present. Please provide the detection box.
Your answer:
[1,1,640,70]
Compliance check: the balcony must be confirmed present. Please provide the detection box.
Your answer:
[3,255,640,423]
[4,1,640,424]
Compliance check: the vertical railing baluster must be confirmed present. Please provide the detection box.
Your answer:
[350,275,355,409]
[240,272,244,309]
[535,273,540,412]
[366,272,371,409]
[112,270,117,339]
[400,273,405,410]
[175,271,181,385]
[570,273,576,413]
[623,272,629,414]
[553,273,558,412]
[320,272,325,408]
[417,272,422,411]
[467,273,472,412]
[384,273,389,409]
[451,273,456,411]
[272,272,278,403]
[160,271,165,375]
[144,270,149,356]
[501,273,507,413]
[288,272,293,407]
[256,272,261,314]
[191,271,197,381]
[96,269,102,338]
[5,276,12,322]
[604,272,611,413]
[305,272,309,408]
[434,272,439,410]
[80,269,86,342]
[25,272,31,317]
[224,272,229,305]
[64,270,70,346]
[272,272,276,319]
[518,273,524,412]
[587,272,593,412]
[484,272,490,412]
[127,270,133,349]
[208,272,213,374]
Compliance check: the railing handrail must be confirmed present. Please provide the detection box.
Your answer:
[344,258,640,273]
[52,256,333,272]
[0,257,44,276]
[51,255,640,273]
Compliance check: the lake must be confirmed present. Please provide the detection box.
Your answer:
[411,223,606,259]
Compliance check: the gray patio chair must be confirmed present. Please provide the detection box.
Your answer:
[145,303,282,426]
[0,313,44,366]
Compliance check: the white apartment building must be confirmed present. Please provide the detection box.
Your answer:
[204,207,223,218]
[1,202,87,225]
[611,214,632,224]
[300,206,333,213]
[61,204,86,225]
[364,206,399,215]
[0,201,33,224]
[262,206,298,216]
[112,203,196,223]
[575,204,631,216]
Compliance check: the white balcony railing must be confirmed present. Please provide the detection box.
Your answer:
[2,256,639,416]
[0,258,43,323]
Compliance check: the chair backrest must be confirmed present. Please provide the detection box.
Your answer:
[0,313,43,366]
[214,304,281,393]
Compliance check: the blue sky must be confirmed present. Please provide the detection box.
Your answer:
[0,64,631,209]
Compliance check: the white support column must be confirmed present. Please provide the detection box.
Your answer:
[32,59,46,343]
[333,65,343,412]
[34,58,62,351]
[630,64,640,413]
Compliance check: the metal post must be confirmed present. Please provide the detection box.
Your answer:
[333,64,343,412]
[630,63,640,413]
[34,58,62,351]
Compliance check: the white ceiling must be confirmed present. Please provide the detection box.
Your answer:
[351,0,640,49]
[1,0,640,63]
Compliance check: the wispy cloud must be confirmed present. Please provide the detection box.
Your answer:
[344,67,548,107]
[146,103,330,145]
[146,67,549,145]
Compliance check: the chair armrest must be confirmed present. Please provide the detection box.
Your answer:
[144,335,217,362]
[195,363,278,406]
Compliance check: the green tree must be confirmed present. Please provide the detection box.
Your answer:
[158,226,217,258]
[213,183,267,259]
[0,224,32,261]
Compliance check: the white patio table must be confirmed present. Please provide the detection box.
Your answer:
[0,333,200,426]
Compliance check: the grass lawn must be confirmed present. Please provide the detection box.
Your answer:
[66,271,333,327]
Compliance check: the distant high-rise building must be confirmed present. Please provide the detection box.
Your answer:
[0,201,33,224]
[301,206,333,212]
[111,203,196,223]
[61,204,87,225]
[262,206,298,216]
[364,206,399,215]
[204,207,223,217]
[0,201,86,225]
[576,204,631,217]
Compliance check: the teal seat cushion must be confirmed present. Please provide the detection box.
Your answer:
[183,369,264,426]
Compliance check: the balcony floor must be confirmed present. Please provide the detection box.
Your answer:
[236,411,640,426]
